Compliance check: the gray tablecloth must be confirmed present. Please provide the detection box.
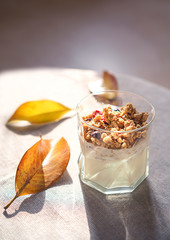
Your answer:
[0,68,170,240]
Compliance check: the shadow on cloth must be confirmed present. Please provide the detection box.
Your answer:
[80,179,166,240]
[6,117,73,136]
[3,170,72,218]
[3,191,46,218]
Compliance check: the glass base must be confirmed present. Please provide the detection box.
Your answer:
[78,153,149,195]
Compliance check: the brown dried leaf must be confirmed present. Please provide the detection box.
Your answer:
[88,71,118,99]
[102,71,118,91]
[4,137,70,209]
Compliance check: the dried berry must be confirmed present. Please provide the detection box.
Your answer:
[114,109,120,112]
[92,110,103,118]
[86,118,92,121]
[91,131,101,139]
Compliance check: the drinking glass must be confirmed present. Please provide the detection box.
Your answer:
[76,91,155,194]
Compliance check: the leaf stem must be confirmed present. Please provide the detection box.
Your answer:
[4,194,18,210]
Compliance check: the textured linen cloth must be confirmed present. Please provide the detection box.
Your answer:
[0,68,170,240]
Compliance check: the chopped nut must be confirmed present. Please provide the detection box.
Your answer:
[101,133,107,139]
[117,117,124,128]
[86,134,91,140]
[111,132,119,139]
[121,142,127,149]
[94,115,102,122]
[117,137,123,143]
[103,136,112,143]
[126,125,135,131]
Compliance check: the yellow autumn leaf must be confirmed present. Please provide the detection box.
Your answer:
[6,100,72,129]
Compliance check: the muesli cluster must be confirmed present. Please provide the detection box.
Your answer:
[82,103,149,149]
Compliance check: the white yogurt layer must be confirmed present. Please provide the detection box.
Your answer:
[80,136,149,188]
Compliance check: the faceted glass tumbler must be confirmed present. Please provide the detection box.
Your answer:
[76,90,155,194]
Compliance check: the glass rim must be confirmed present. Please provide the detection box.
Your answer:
[76,90,156,134]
